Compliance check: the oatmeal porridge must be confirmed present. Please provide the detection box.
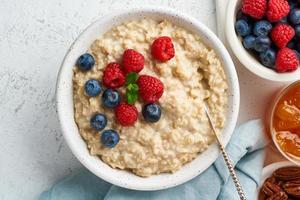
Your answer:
[73,19,228,177]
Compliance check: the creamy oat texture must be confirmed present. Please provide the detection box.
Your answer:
[73,19,228,177]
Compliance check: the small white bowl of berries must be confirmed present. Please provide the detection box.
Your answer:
[226,0,300,82]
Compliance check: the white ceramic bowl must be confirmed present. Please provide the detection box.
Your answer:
[257,161,296,199]
[226,0,300,82]
[56,7,240,191]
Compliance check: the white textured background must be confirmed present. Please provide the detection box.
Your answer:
[0,0,286,199]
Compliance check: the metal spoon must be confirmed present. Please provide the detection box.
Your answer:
[204,104,247,200]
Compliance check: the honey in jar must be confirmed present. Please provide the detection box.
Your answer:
[273,82,300,157]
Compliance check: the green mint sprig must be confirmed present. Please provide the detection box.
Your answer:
[125,72,138,86]
[125,72,139,104]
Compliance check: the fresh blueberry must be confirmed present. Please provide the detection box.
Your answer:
[90,113,107,131]
[84,79,102,97]
[235,19,251,36]
[102,89,121,108]
[142,103,161,123]
[76,53,95,71]
[259,49,276,68]
[243,35,256,49]
[253,20,272,36]
[289,9,300,25]
[254,36,271,52]
[295,25,300,38]
[101,130,119,148]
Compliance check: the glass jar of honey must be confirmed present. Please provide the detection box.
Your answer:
[270,80,300,163]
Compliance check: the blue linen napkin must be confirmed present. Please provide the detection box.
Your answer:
[39,119,268,200]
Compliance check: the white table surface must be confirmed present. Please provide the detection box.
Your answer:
[0,0,287,199]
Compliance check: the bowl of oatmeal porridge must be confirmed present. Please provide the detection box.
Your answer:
[56,7,240,190]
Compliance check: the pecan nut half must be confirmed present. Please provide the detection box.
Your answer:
[266,191,288,200]
[266,177,277,184]
[262,181,282,196]
[273,167,300,181]
[283,182,300,198]
[288,178,300,184]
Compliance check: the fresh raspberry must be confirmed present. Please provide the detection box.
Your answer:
[137,75,164,103]
[271,24,295,48]
[151,36,175,62]
[267,0,290,22]
[115,102,138,126]
[122,49,144,73]
[276,48,299,73]
[102,62,125,88]
[241,0,267,19]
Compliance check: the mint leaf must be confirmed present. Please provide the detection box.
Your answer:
[127,83,139,92]
[125,72,138,85]
[126,91,138,104]
[125,77,139,104]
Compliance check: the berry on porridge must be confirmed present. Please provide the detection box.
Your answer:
[76,53,95,71]
[102,89,121,108]
[84,79,102,97]
[122,49,145,73]
[151,36,175,62]
[102,62,125,88]
[90,113,107,131]
[115,102,138,126]
[73,19,228,177]
[137,75,164,103]
[236,0,300,73]
[142,103,162,123]
[101,130,120,148]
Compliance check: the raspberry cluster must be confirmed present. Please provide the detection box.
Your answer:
[100,36,175,127]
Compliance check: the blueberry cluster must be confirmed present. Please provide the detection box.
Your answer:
[77,53,121,148]
[235,0,300,70]
[236,13,277,68]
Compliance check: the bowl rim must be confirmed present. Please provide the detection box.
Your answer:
[269,80,300,165]
[226,0,300,82]
[56,6,240,191]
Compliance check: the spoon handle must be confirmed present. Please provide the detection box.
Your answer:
[204,105,246,200]
[219,143,247,200]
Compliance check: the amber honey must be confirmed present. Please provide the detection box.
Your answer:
[273,81,300,158]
